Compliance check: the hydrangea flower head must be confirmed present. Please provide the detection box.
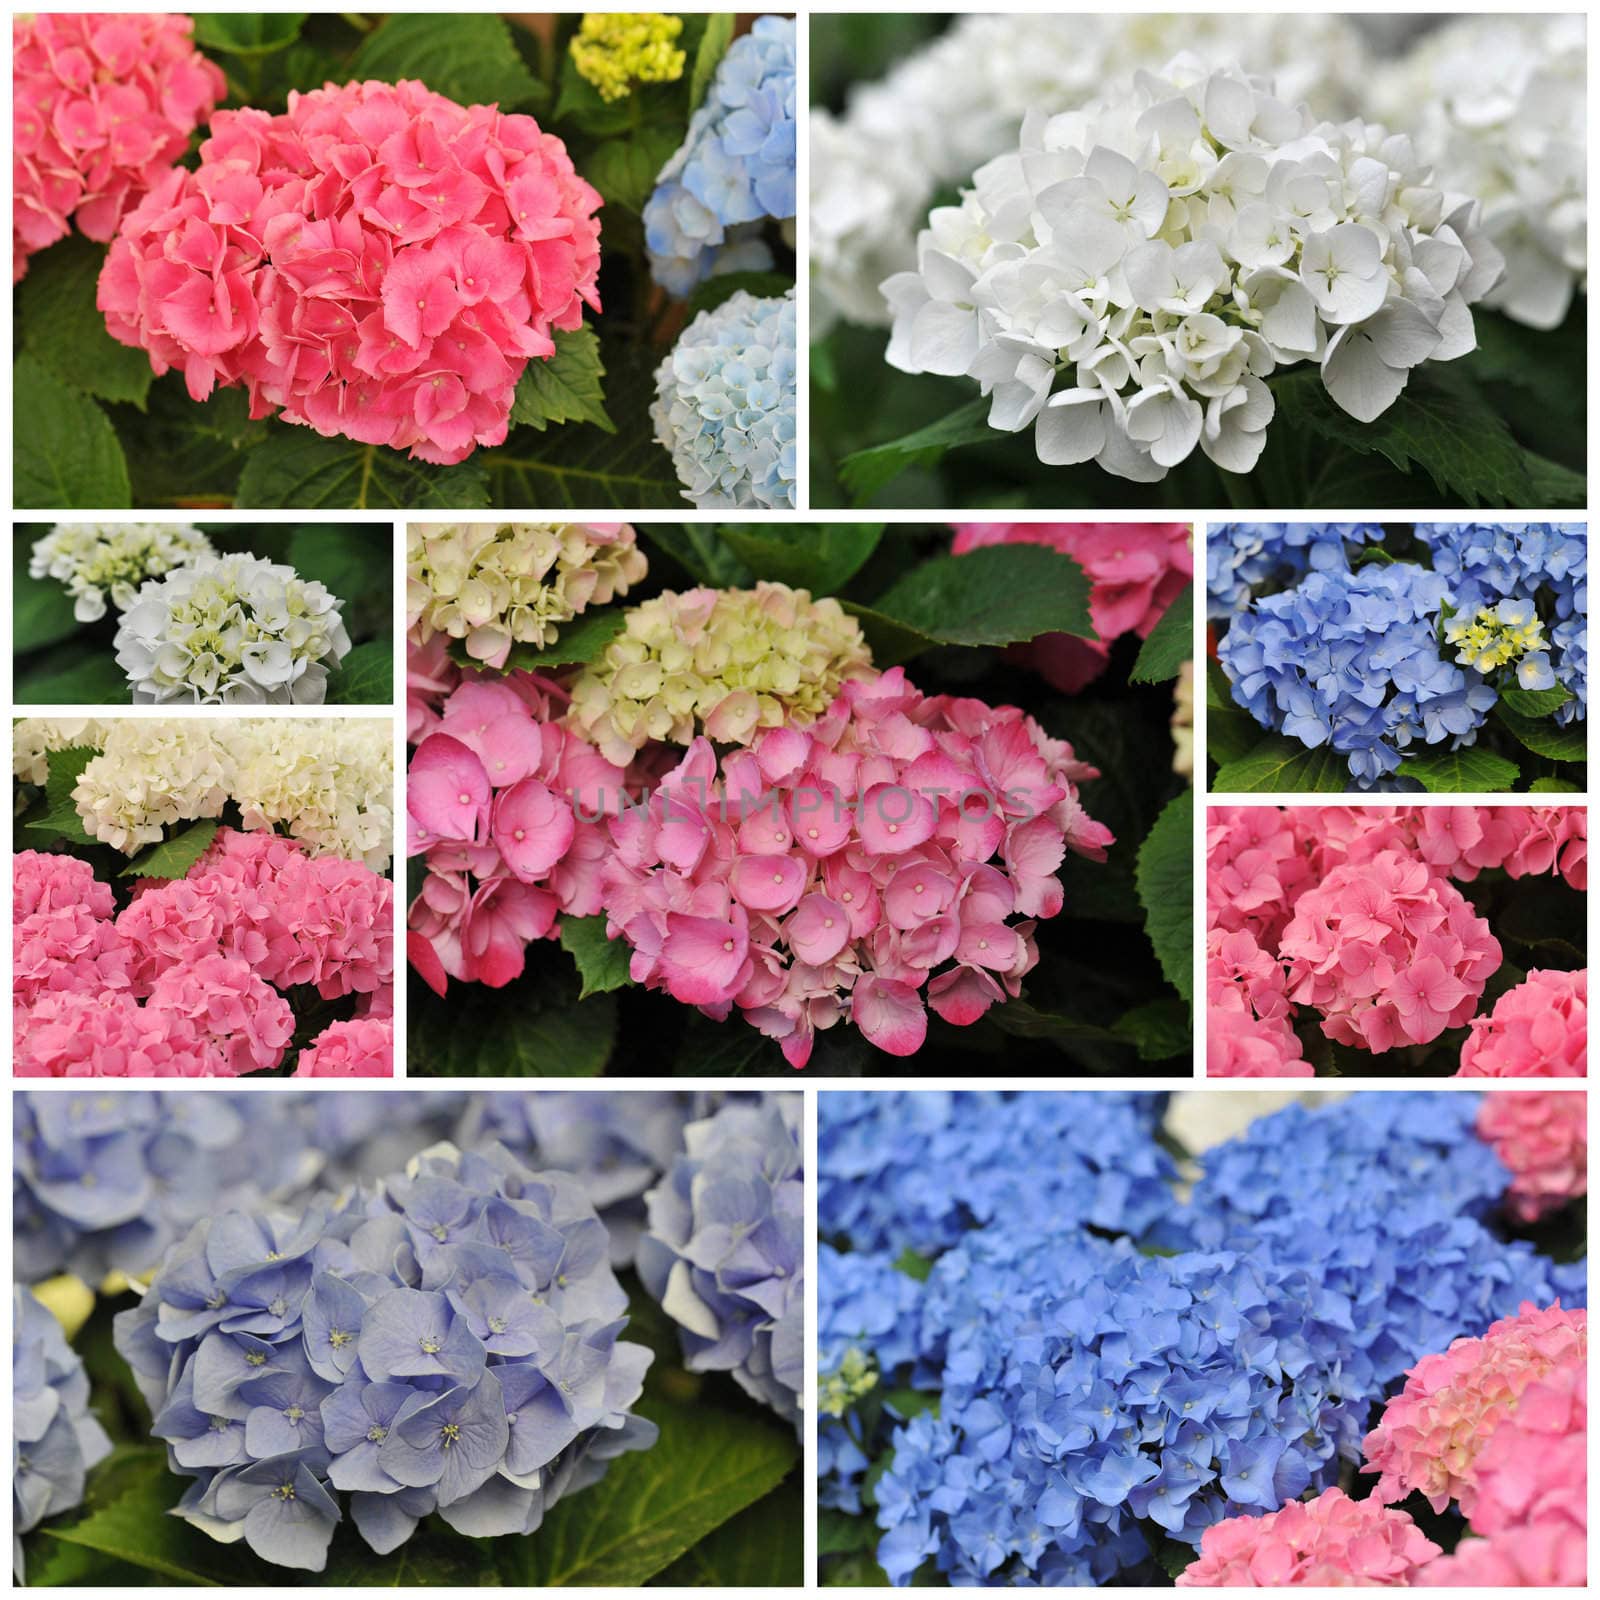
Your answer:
[884,58,1501,482]
[643,17,795,293]
[1206,935,1313,1078]
[1175,1488,1440,1587]
[1464,1356,1586,1544]
[13,13,225,281]
[1476,1090,1587,1221]
[1458,968,1587,1079]
[1205,522,1383,621]
[601,668,1113,1066]
[569,13,684,103]
[567,580,872,764]
[651,288,796,508]
[99,79,602,465]
[406,522,646,668]
[112,1143,656,1571]
[639,1096,803,1430]
[293,1018,395,1078]
[14,851,113,923]
[1416,1517,1586,1588]
[114,553,351,704]
[30,522,215,623]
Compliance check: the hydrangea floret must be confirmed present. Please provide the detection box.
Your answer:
[98,79,602,465]
[112,1143,657,1571]
[114,552,351,704]
[406,522,646,669]
[651,288,796,509]
[567,580,873,765]
[30,522,215,623]
[643,16,795,293]
[13,13,225,281]
[639,1097,803,1430]
[883,57,1502,482]
[1458,968,1588,1079]
[1475,1090,1587,1221]
[601,667,1113,1066]
[569,13,684,103]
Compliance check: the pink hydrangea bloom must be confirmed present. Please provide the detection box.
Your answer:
[1175,1488,1440,1587]
[1205,807,1315,948]
[1278,851,1500,1053]
[145,952,295,1075]
[15,989,221,1077]
[294,1017,394,1078]
[1476,1090,1587,1220]
[952,522,1192,692]
[1414,1519,1586,1587]
[1362,1301,1587,1516]
[14,850,114,921]
[98,77,602,464]
[13,12,225,281]
[14,904,131,1008]
[408,633,461,743]
[1468,1360,1586,1540]
[1458,968,1587,1078]
[1206,1001,1314,1078]
[600,666,1112,1067]
[1409,805,1587,891]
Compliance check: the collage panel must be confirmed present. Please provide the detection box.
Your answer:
[13,1085,804,1584]
[817,1086,1587,1586]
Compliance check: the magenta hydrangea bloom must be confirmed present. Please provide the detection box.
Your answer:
[1477,1090,1587,1220]
[294,1017,395,1078]
[1458,968,1588,1078]
[98,78,602,464]
[600,666,1113,1067]
[13,12,225,281]
[1175,1488,1440,1587]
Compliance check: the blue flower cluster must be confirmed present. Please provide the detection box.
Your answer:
[818,1090,1173,1258]
[639,1096,803,1432]
[1217,562,1496,785]
[1206,522,1384,620]
[650,287,796,510]
[13,1286,112,1576]
[112,1144,656,1572]
[643,15,796,294]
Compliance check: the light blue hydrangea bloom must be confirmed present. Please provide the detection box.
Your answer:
[14,1287,112,1577]
[638,1095,803,1432]
[1206,522,1384,620]
[643,16,796,294]
[651,288,796,509]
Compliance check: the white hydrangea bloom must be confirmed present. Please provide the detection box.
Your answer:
[1371,14,1586,330]
[113,553,351,705]
[883,56,1504,482]
[72,720,232,853]
[12,719,111,786]
[28,523,215,622]
[811,13,1369,332]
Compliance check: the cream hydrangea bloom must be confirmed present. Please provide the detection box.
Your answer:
[13,719,111,786]
[567,582,876,763]
[72,720,231,853]
[29,523,215,622]
[407,522,647,668]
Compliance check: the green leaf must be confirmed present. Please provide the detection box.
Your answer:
[1529,775,1583,793]
[1210,737,1350,793]
[685,271,795,321]
[882,1389,940,1422]
[23,801,96,846]
[559,915,635,1000]
[13,539,82,654]
[190,12,305,53]
[1499,683,1573,718]
[1495,705,1587,763]
[235,432,490,510]
[819,1510,879,1558]
[1398,745,1521,792]
[1111,997,1192,1062]
[15,652,129,706]
[1204,660,1262,766]
[18,237,155,409]
[14,356,131,510]
[838,398,994,501]
[552,55,637,136]
[448,606,630,675]
[121,819,220,880]
[286,523,389,607]
[714,525,883,595]
[1521,450,1585,510]
[984,999,1120,1046]
[46,746,99,813]
[112,382,266,508]
[1129,582,1193,683]
[510,326,615,435]
[349,13,544,109]
[584,128,682,214]
[643,527,754,587]
[893,1247,934,1282]
[650,1475,804,1586]
[1150,1530,1196,1582]
[328,639,394,704]
[1135,790,1193,1005]
[688,14,736,113]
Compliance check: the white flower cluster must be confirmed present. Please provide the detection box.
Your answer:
[29,522,215,622]
[113,552,351,705]
[811,13,1368,332]
[884,57,1503,482]
[1371,14,1586,331]
[16,718,394,868]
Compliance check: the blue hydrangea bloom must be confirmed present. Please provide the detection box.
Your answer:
[818,1091,1174,1257]
[643,16,795,294]
[638,1095,803,1432]
[651,287,796,509]
[112,1143,656,1572]
[1206,523,1384,620]
[13,1286,112,1576]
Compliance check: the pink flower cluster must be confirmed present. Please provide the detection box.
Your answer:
[294,1016,396,1078]
[1459,968,1588,1079]
[13,12,225,281]
[1206,928,1312,1077]
[98,77,602,464]
[406,674,629,990]
[600,667,1113,1067]
[1176,1488,1440,1587]
[951,522,1192,693]
[1476,1090,1588,1221]
[13,833,393,1078]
